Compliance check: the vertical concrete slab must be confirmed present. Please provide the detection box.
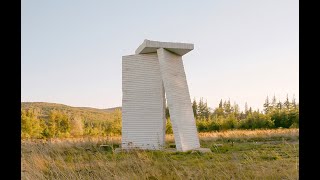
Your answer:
[122,53,166,150]
[157,48,200,151]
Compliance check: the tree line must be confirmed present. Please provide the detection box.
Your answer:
[21,95,298,139]
[195,95,298,131]
[166,95,298,133]
[21,109,121,139]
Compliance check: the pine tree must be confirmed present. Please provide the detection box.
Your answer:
[204,100,210,120]
[192,98,198,118]
[291,94,297,109]
[197,98,210,120]
[248,107,253,115]
[219,99,223,108]
[233,102,240,120]
[284,94,290,110]
[271,95,277,111]
[244,102,248,115]
[223,99,231,115]
[277,100,282,110]
[213,99,224,117]
[263,96,270,114]
[198,97,205,120]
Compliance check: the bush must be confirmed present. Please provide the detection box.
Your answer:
[221,114,238,130]
[196,120,208,132]
[238,112,274,129]
[21,109,44,139]
[166,118,173,134]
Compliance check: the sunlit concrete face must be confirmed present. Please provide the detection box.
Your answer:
[122,40,200,151]
[122,53,166,150]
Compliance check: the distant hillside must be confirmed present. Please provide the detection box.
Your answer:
[21,102,121,122]
[102,107,122,112]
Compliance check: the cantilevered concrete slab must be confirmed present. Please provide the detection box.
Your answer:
[135,39,194,56]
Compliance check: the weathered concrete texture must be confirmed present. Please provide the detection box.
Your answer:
[157,48,200,151]
[122,53,166,150]
[135,39,194,56]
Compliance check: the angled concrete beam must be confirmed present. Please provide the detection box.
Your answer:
[157,48,200,151]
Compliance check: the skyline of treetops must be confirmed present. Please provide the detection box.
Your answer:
[21,94,299,139]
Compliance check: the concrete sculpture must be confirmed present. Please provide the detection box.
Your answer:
[122,40,200,152]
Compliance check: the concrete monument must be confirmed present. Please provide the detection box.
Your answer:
[122,40,200,152]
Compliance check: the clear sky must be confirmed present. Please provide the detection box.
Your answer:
[22,0,299,111]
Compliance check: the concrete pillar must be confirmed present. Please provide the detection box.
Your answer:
[122,53,166,150]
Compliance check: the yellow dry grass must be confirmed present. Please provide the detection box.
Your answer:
[22,128,298,145]
[21,128,299,179]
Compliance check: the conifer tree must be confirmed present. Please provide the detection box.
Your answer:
[284,94,290,110]
[192,98,198,118]
[223,99,231,115]
[213,99,224,117]
[198,97,205,120]
[233,102,240,119]
[204,100,210,120]
[219,99,223,109]
[271,95,277,111]
[277,100,282,111]
[263,96,270,114]
[291,94,297,109]
[244,102,249,115]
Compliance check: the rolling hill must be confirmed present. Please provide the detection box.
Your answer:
[21,102,121,122]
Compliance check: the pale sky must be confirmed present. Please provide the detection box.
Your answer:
[21,0,299,111]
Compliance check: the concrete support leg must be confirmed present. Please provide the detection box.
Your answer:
[157,48,200,151]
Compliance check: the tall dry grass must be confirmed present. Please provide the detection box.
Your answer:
[22,128,299,179]
[197,128,299,141]
[22,128,298,145]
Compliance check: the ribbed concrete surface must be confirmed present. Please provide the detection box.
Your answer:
[122,53,166,150]
[157,48,200,151]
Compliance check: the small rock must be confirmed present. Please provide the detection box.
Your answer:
[214,144,223,147]
[191,148,212,154]
[114,148,122,154]
[100,145,113,151]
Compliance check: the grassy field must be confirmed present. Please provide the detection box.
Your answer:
[21,129,299,179]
